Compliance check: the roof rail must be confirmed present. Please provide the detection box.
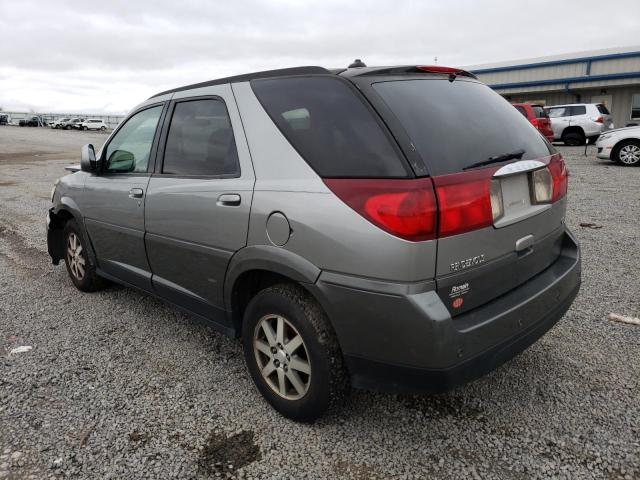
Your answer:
[149,66,331,99]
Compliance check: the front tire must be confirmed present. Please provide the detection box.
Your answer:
[63,220,105,292]
[242,284,348,422]
[100,126,106,131]
[613,140,640,166]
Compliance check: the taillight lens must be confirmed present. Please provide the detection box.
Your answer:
[593,116,604,124]
[323,178,437,241]
[432,169,496,237]
[531,168,553,203]
[548,155,568,201]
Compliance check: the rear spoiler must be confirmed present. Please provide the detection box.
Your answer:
[65,164,81,173]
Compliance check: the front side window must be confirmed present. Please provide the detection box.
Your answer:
[105,106,162,173]
[162,99,240,176]
[631,94,640,119]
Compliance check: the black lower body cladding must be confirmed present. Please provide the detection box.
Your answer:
[310,229,581,393]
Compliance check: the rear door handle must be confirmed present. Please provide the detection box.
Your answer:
[217,193,241,206]
[129,188,144,198]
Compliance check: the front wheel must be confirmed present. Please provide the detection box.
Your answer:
[63,220,105,292]
[614,140,640,166]
[242,284,348,422]
[100,126,106,131]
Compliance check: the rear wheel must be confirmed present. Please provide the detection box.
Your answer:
[63,220,105,292]
[100,126,106,131]
[614,140,640,166]
[562,130,585,146]
[242,284,348,422]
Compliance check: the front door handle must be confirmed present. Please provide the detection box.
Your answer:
[217,193,241,206]
[129,188,144,198]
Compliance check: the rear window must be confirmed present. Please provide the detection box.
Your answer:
[372,79,552,175]
[251,76,409,178]
[532,106,548,118]
[596,104,610,114]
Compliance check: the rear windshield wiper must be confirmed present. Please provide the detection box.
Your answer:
[463,149,526,170]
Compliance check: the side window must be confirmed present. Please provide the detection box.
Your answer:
[631,94,640,119]
[547,107,569,118]
[105,106,163,173]
[162,99,240,176]
[570,105,586,116]
[251,76,409,178]
[514,106,528,118]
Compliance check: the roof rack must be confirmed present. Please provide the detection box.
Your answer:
[149,66,331,99]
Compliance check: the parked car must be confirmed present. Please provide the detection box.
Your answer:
[46,64,581,421]
[545,103,614,145]
[0,114,10,125]
[512,103,554,142]
[61,118,85,130]
[595,125,640,166]
[19,115,46,127]
[50,118,69,129]
[79,119,107,131]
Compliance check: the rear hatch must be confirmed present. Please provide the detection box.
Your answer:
[355,74,569,315]
[595,103,614,130]
[530,105,554,138]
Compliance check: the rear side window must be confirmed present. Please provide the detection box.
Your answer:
[514,105,528,118]
[532,106,548,118]
[162,98,239,176]
[570,105,586,116]
[251,76,409,178]
[596,104,610,114]
[372,79,552,175]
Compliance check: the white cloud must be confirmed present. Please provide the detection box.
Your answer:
[1,0,639,113]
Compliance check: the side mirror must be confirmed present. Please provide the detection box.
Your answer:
[80,144,100,172]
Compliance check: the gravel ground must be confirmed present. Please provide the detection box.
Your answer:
[0,126,639,479]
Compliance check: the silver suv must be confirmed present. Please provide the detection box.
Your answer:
[545,103,614,145]
[47,65,581,421]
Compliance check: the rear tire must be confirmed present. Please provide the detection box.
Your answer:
[100,126,106,131]
[613,140,640,166]
[562,131,585,146]
[242,283,348,422]
[63,220,105,292]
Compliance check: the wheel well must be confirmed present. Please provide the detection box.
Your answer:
[230,269,305,334]
[561,126,585,138]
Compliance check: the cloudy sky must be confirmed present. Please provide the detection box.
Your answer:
[1,0,639,114]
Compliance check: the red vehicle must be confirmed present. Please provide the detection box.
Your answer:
[512,103,554,142]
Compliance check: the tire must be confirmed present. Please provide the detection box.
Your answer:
[242,283,348,422]
[562,131,585,146]
[63,219,105,292]
[100,126,106,131]
[613,139,640,166]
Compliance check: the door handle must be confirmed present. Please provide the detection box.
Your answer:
[217,193,241,206]
[128,188,144,198]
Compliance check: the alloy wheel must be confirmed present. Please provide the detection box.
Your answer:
[619,144,640,165]
[66,232,86,280]
[253,314,311,400]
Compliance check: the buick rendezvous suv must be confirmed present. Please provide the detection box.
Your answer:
[47,64,581,421]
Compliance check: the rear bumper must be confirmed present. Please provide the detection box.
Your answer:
[311,228,581,393]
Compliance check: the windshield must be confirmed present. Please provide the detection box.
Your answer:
[372,79,553,175]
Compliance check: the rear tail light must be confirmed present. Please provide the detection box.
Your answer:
[323,178,437,241]
[530,118,539,127]
[325,156,567,242]
[548,155,568,201]
[531,168,553,203]
[593,116,604,123]
[433,169,497,237]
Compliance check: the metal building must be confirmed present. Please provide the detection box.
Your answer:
[468,46,640,130]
